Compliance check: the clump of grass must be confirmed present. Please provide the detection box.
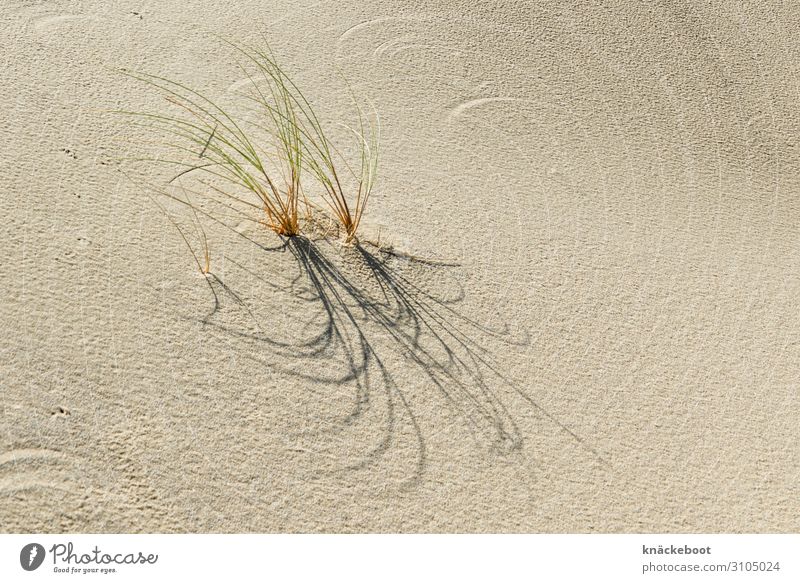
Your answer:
[124,68,304,237]
[122,38,379,245]
[228,40,379,243]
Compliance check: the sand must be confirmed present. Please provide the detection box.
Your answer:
[1,0,798,533]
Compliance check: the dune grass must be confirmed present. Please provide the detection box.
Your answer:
[122,39,379,245]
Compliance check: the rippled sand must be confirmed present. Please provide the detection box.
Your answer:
[1,1,798,532]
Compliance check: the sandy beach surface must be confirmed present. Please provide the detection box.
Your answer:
[2,0,798,532]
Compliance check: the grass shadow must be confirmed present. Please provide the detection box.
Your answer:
[193,232,605,486]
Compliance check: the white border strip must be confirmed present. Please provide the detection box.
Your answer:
[1,534,797,582]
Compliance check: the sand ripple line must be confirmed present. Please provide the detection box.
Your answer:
[28,14,97,33]
[0,448,66,467]
[227,77,260,94]
[0,448,77,494]
[337,17,396,47]
[447,96,572,123]
[448,97,523,121]
[0,477,74,493]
